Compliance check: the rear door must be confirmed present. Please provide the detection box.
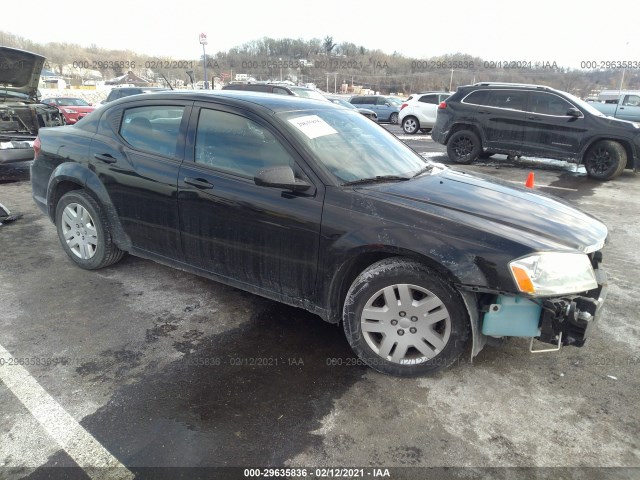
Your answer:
[474,89,527,151]
[177,103,324,298]
[521,91,586,159]
[89,100,190,259]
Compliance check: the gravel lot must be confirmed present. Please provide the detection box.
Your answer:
[0,129,638,479]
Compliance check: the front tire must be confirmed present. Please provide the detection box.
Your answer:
[402,116,420,134]
[389,112,399,125]
[584,140,627,180]
[55,190,125,270]
[447,130,481,164]
[343,258,470,377]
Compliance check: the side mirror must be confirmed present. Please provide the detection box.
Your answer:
[254,166,312,192]
[384,102,391,107]
[567,107,583,118]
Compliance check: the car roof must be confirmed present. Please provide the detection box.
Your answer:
[463,82,557,92]
[113,89,341,114]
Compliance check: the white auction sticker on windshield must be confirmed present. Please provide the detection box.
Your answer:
[288,115,337,139]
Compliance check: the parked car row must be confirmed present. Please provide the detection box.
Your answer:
[432,82,640,180]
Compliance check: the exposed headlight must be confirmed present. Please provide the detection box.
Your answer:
[63,108,77,113]
[509,252,597,296]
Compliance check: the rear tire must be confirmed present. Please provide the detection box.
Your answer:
[55,190,125,270]
[343,258,470,377]
[389,112,399,125]
[447,130,481,164]
[584,140,627,180]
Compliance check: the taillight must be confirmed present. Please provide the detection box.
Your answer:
[400,103,408,110]
[33,136,41,160]
[438,101,447,109]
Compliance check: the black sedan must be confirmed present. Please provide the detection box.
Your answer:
[31,90,608,377]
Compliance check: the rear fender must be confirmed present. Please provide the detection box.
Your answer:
[47,162,132,250]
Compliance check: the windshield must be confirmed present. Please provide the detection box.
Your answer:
[289,87,329,101]
[387,97,403,105]
[563,91,605,117]
[329,98,357,110]
[278,108,429,184]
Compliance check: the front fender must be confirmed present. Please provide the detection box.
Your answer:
[47,162,132,250]
[322,225,492,323]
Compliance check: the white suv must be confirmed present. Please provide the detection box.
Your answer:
[399,92,450,134]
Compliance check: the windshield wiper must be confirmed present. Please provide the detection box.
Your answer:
[342,175,411,186]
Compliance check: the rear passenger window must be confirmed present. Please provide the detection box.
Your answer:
[418,95,438,104]
[195,109,295,178]
[120,106,184,157]
[485,91,526,111]
[350,97,365,105]
[376,97,389,105]
[273,87,290,95]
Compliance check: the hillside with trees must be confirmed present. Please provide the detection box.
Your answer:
[1,31,637,96]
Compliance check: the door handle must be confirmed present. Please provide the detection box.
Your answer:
[94,153,117,164]
[184,177,214,189]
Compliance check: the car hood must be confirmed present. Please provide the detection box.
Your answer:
[0,47,45,100]
[358,168,607,253]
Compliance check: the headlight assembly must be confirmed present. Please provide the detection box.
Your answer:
[509,252,597,296]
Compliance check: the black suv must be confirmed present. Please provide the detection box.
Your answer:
[432,82,640,180]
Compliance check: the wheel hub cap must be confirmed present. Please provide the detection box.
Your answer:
[360,283,452,365]
[61,203,98,260]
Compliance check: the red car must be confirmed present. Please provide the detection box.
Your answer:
[41,97,96,124]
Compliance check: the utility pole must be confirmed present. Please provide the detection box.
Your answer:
[199,33,208,89]
[449,69,454,92]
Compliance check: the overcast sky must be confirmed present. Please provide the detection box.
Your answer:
[8,0,639,69]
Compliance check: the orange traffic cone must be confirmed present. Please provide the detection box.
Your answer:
[525,171,535,189]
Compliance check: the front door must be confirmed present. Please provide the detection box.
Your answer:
[177,105,324,299]
[521,91,585,159]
